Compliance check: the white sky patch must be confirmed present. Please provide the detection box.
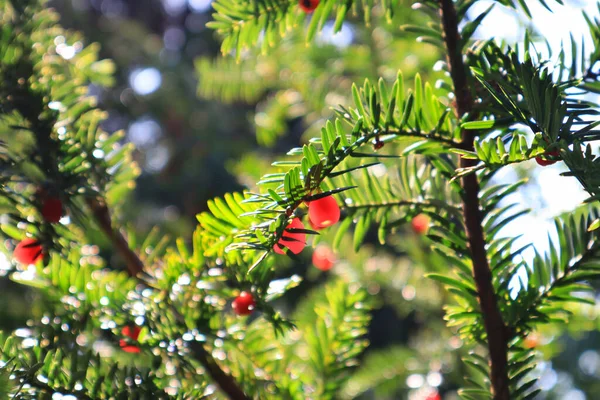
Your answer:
[470,0,598,50]
[469,2,600,296]
[497,161,589,297]
[318,22,354,49]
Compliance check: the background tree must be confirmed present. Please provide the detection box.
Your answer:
[2,0,600,399]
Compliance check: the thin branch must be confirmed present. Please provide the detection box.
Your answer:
[188,342,251,400]
[86,197,144,277]
[239,126,458,254]
[345,199,462,215]
[439,0,510,399]
[373,127,459,147]
[86,197,250,400]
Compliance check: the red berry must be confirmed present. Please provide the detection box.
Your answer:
[312,245,335,271]
[425,392,441,400]
[308,196,340,229]
[120,325,141,353]
[535,156,556,166]
[373,140,384,150]
[274,218,307,254]
[411,214,429,235]
[523,332,540,349]
[299,0,319,13]
[122,325,141,340]
[232,291,255,316]
[14,238,43,265]
[41,197,63,223]
[535,149,560,166]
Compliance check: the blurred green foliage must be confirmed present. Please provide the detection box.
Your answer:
[1,0,600,399]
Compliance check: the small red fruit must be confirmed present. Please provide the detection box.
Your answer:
[119,325,141,353]
[535,156,556,166]
[373,140,384,150]
[274,218,307,255]
[232,291,255,316]
[41,197,63,223]
[424,391,441,400]
[523,332,540,349]
[299,0,319,13]
[14,238,43,265]
[535,149,560,166]
[312,245,335,271]
[411,214,429,235]
[308,195,340,229]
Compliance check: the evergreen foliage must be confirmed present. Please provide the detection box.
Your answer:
[2,0,600,399]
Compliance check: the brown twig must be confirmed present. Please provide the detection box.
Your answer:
[86,197,144,277]
[86,196,250,400]
[188,342,250,400]
[438,0,510,399]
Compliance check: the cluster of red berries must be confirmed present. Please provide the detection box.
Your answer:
[15,192,146,356]
[274,194,341,255]
[12,192,65,265]
[233,195,342,316]
[298,0,319,13]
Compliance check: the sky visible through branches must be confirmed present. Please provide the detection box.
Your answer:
[467,0,597,298]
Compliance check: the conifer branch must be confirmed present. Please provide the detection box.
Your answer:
[344,199,460,213]
[86,197,145,277]
[386,129,459,146]
[509,241,600,337]
[188,342,251,400]
[19,376,94,400]
[86,197,249,400]
[439,0,510,398]
[1,6,248,396]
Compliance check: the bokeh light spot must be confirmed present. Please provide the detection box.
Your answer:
[129,68,162,96]
[188,0,212,12]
